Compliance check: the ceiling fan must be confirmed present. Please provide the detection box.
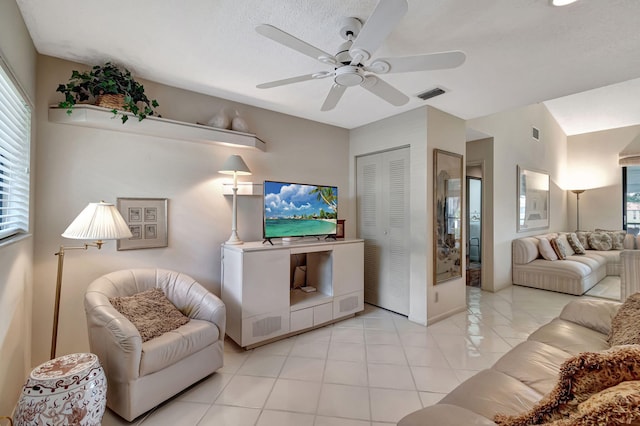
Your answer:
[255,0,466,111]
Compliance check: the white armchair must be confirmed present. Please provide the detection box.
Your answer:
[84,269,225,421]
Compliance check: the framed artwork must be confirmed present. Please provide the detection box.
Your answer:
[336,219,345,238]
[117,198,168,250]
[517,166,550,232]
[434,149,463,284]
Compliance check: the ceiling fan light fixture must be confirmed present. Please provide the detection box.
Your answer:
[550,0,579,6]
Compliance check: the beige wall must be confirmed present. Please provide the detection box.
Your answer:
[31,56,350,364]
[467,104,568,291]
[0,0,37,414]
[567,125,640,231]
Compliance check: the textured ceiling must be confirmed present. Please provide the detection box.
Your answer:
[16,0,640,134]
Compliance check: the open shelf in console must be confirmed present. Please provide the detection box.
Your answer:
[289,249,333,311]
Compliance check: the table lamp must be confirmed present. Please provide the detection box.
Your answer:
[219,155,252,245]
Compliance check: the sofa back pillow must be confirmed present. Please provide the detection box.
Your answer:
[567,233,586,254]
[595,229,627,250]
[538,237,558,261]
[576,231,591,249]
[588,231,613,251]
[624,233,636,249]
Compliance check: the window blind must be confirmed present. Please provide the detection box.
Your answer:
[0,58,31,240]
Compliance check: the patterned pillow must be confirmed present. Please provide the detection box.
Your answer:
[557,234,574,256]
[538,237,558,261]
[567,233,586,254]
[576,231,591,249]
[550,238,567,260]
[608,292,640,346]
[595,229,627,250]
[588,232,613,251]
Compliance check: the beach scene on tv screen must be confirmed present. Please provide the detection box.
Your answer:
[264,182,337,238]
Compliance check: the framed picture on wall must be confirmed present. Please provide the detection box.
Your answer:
[117,198,168,250]
[434,149,463,284]
[517,166,550,232]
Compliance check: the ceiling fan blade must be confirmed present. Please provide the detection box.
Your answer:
[368,51,466,74]
[256,24,336,64]
[257,73,325,89]
[321,84,347,111]
[349,0,408,62]
[360,75,409,106]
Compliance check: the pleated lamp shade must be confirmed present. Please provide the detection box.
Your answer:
[62,202,132,240]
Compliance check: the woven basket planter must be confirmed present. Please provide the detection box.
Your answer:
[95,94,126,110]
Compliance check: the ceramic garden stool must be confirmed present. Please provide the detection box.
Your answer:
[13,353,106,426]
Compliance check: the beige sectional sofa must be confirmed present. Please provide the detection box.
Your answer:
[398,298,624,425]
[512,231,632,295]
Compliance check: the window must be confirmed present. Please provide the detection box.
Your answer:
[623,166,640,235]
[0,57,31,241]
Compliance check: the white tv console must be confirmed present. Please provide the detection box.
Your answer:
[221,238,364,348]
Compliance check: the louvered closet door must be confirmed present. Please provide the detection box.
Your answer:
[356,147,410,315]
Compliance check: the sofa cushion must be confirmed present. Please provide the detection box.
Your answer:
[492,341,571,395]
[588,232,612,251]
[608,292,640,346]
[440,369,542,419]
[398,403,498,426]
[140,318,219,376]
[512,237,542,264]
[576,231,591,249]
[559,298,620,336]
[528,318,610,355]
[538,238,558,261]
[625,233,636,249]
[567,232,585,254]
[109,288,190,342]
[596,229,627,250]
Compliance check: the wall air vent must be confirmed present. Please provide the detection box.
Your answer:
[417,87,446,101]
[532,126,540,141]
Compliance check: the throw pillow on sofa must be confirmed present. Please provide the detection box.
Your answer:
[567,233,585,254]
[550,238,567,260]
[587,232,612,251]
[557,234,575,256]
[538,237,558,261]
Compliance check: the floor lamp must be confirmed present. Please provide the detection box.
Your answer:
[51,201,132,359]
[219,155,252,245]
[571,189,586,231]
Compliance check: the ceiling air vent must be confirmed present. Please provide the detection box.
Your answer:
[417,87,445,101]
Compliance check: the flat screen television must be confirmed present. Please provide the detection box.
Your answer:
[263,180,338,240]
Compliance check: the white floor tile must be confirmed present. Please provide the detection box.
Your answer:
[332,327,365,343]
[256,410,315,426]
[140,401,209,425]
[317,383,371,420]
[265,378,322,413]
[290,339,330,359]
[369,388,422,423]
[214,375,275,408]
[410,366,460,393]
[419,391,446,407]
[366,344,407,365]
[237,354,286,377]
[314,416,371,426]
[197,405,260,426]
[365,329,401,345]
[403,345,449,368]
[176,372,231,404]
[279,356,326,382]
[367,363,415,390]
[328,341,366,362]
[324,359,368,386]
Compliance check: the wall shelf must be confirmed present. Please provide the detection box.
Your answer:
[48,105,266,151]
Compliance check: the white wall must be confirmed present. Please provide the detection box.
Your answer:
[0,0,37,413]
[467,104,568,291]
[567,125,640,231]
[32,56,350,364]
[349,106,466,325]
[350,107,429,324]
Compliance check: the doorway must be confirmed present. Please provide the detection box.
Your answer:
[466,170,482,287]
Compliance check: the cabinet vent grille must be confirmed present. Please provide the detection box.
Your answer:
[252,316,281,337]
[339,295,359,313]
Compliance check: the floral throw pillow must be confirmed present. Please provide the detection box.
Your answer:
[550,238,567,260]
[588,232,613,251]
[595,229,627,250]
[576,231,591,249]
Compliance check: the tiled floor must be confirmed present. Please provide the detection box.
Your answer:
[102,285,584,426]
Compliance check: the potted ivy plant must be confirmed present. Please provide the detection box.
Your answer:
[56,62,159,123]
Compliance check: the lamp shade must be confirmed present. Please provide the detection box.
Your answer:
[62,202,132,240]
[219,155,252,175]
